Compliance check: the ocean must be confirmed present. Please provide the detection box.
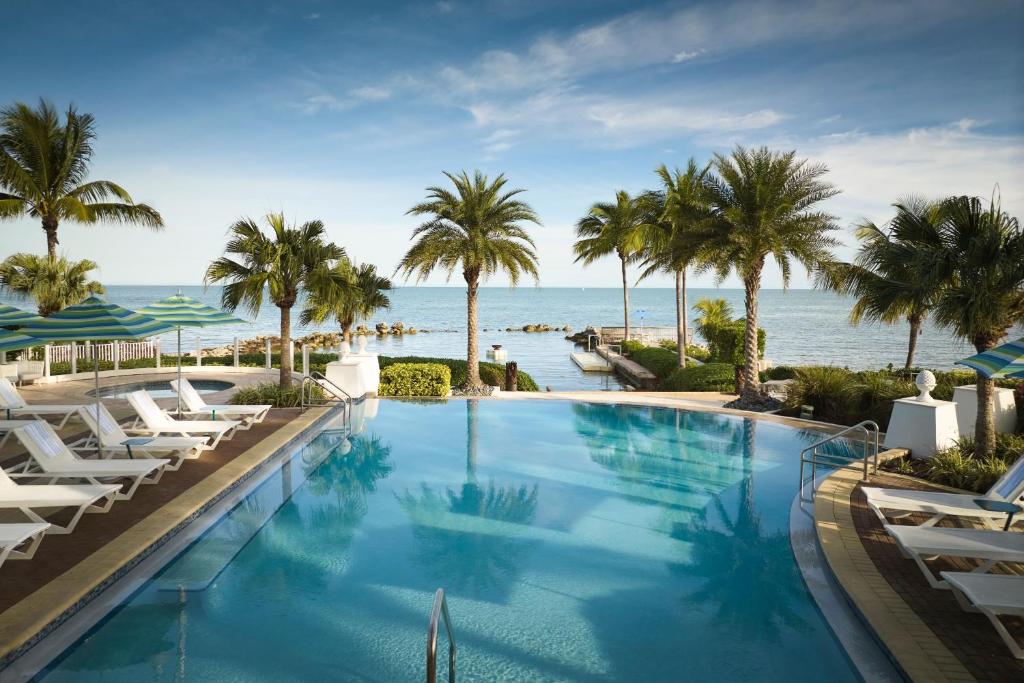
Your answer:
[1,286,989,390]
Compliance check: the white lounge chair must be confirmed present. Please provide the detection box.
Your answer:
[0,377,82,428]
[8,421,169,500]
[171,378,271,428]
[863,455,1024,529]
[73,403,206,471]
[0,466,119,534]
[126,391,239,450]
[0,522,50,569]
[940,572,1024,659]
[885,525,1024,588]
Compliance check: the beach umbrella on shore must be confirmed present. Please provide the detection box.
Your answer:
[21,297,175,452]
[956,338,1024,378]
[0,304,44,327]
[137,293,245,416]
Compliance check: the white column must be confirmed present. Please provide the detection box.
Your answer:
[43,344,51,377]
[265,338,272,370]
[196,335,202,368]
[302,344,310,376]
[70,342,77,375]
[155,338,161,369]
[288,340,295,370]
[233,337,240,367]
[113,340,120,371]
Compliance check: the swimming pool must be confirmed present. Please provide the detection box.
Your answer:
[34,400,861,681]
[87,379,234,399]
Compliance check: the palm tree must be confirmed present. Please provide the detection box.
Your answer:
[398,170,540,389]
[691,298,734,345]
[0,253,104,316]
[636,161,712,367]
[574,190,648,341]
[815,198,940,370]
[699,147,840,399]
[301,262,392,343]
[913,195,1024,457]
[205,212,345,388]
[0,100,163,257]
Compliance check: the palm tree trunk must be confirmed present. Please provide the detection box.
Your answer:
[42,216,59,259]
[279,305,292,389]
[742,270,762,399]
[620,254,630,341]
[466,399,479,483]
[973,336,998,458]
[904,313,922,370]
[465,270,481,388]
[341,321,353,344]
[675,269,687,368]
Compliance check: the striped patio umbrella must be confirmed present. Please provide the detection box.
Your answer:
[0,329,43,354]
[956,337,1024,378]
[0,304,43,328]
[21,297,176,450]
[137,293,245,415]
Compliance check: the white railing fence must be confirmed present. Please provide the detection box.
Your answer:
[48,341,158,364]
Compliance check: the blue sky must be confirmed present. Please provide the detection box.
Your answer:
[3,0,1022,287]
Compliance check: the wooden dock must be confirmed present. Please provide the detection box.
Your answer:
[570,351,612,372]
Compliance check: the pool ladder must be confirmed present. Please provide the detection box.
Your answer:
[798,420,880,501]
[426,588,457,683]
[300,371,353,429]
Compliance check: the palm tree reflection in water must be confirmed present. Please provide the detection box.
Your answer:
[397,400,538,601]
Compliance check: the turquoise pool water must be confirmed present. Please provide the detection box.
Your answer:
[36,400,859,682]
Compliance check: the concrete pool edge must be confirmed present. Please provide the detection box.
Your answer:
[0,404,340,674]
[813,462,975,682]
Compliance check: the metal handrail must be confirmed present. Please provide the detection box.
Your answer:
[300,372,353,429]
[426,588,456,683]
[799,420,880,501]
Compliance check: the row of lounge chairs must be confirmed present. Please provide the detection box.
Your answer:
[865,456,1024,659]
[0,378,271,570]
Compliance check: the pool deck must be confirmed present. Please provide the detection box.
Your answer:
[815,463,1024,682]
[0,385,335,673]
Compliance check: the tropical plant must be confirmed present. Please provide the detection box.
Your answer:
[0,99,162,257]
[0,252,103,316]
[912,195,1024,457]
[697,147,840,399]
[815,198,941,369]
[574,190,648,341]
[635,160,712,368]
[301,262,391,342]
[205,212,346,388]
[691,298,734,344]
[397,170,540,389]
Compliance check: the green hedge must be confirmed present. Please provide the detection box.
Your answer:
[379,363,451,397]
[231,382,315,407]
[703,321,766,365]
[377,356,539,391]
[662,363,735,392]
[628,347,679,379]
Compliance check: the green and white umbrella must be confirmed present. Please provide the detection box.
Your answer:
[0,304,44,328]
[21,297,176,449]
[956,337,1024,379]
[137,293,245,415]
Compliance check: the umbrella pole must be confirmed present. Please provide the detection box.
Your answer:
[177,327,182,418]
[94,343,102,458]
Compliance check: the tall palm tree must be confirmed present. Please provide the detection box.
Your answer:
[574,190,648,341]
[0,100,163,257]
[815,198,941,370]
[699,147,840,399]
[636,160,712,367]
[205,212,345,388]
[691,298,735,344]
[914,195,1024,457]
[398,170,540,390]
[0,252,104,316]
[301,262,392,343]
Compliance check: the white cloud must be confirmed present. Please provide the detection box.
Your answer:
[349,85,392,101]
[671,50,700,63]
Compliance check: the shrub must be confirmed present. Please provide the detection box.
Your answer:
[662,363,735,392]
[765,365,798,380]
[628,347,679,379]
[620,340,646,355]
[231,382,311,408]
[376,356,539,391]
[703,321,766,365]
[378,363,451,397]
[686,345,712,362]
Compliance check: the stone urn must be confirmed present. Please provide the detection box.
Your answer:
[339,340,352,356]
[357,335,368,354]
[915,370,937,403]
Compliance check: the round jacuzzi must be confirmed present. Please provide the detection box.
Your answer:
[86,379,235,399]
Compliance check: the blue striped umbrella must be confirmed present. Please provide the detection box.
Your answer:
[0,329,42,354]
[21,297,176,450]
[956,337,1024,378]
[138,293,246,415]
[0,304,43,328]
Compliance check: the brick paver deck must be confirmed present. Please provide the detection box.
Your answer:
[852,473,1024,682]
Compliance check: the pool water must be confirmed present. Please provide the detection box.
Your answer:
[36,400,859,682]
[87,379,234,400]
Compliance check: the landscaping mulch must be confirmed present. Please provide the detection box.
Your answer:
[0,409,294,616]
[852,473,1024,682]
